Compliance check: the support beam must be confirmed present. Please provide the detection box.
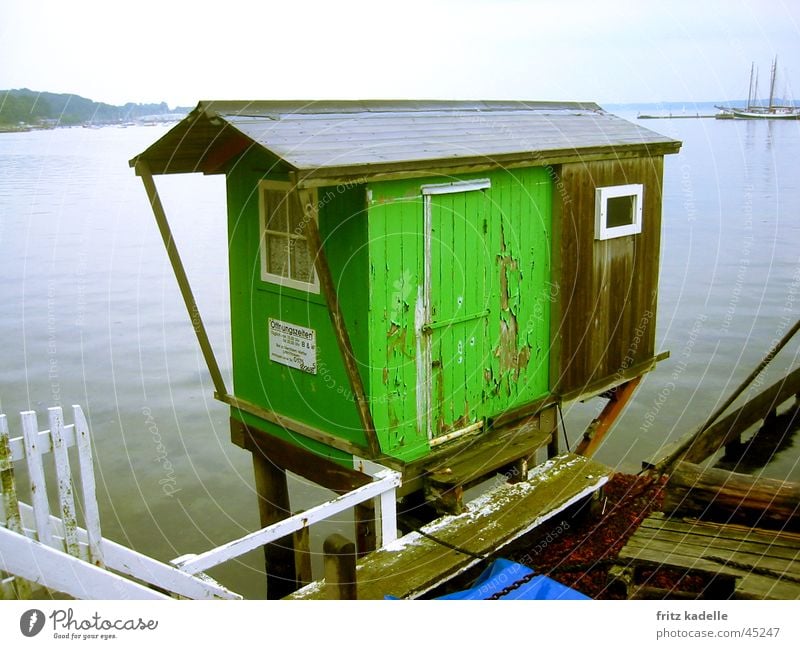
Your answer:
[663,462,800,531]
[252,453,296,599]
[575,377,641,457]
[135,160,228,398]
[293,181,381,459]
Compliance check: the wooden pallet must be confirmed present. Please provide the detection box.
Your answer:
[287,453,612,600]
[615,512,800,599]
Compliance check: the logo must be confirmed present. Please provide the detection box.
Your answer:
[20,609,45,637]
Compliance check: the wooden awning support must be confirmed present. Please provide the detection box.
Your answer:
[136,160,229,398]
[136,162,381,459]
[575,377,642,457]
[293,179,381,459]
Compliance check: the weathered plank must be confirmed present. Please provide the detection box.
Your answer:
[663,462,800,530]
[617,512,800,600]
[287,453,612,600]
[48,408,80,558]
[423,411,554,513]
[73,405,104,567]
[0,525,168,600]
[20,411,54,549]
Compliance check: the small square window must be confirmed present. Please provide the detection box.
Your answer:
[595,184,643,240]
[259,181,319,292]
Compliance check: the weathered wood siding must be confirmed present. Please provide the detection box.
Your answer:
[552,157,665,394]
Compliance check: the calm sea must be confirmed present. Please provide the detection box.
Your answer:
[1,115,799,597]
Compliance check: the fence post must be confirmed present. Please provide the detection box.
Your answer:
[323,533,356,600]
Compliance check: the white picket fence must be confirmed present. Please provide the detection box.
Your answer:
[0,404,400,600]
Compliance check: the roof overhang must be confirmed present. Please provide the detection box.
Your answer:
[130,100,682,183]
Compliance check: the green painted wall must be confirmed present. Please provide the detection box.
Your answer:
[226,149,369,463]
[226,155,551,465]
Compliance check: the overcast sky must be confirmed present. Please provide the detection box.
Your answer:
[1,0,799,108]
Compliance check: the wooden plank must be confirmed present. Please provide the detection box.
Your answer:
[20,411,54,549]
[0,414,31,599]
[16,502,239,599]
[136,160,229,398]
[296,184,381,459]
[640,514,800,549]
[287,453,612,599]
[0,525,168,600]
[629,526,800,562]
[621,536,799,578]
[73,405,104,567]
[7,422,76,462]
[663,462,800,530]
[425,414,553,488]
[225,394,369,458]
[736,573,800,600]
[48,408,80,558]
[231,418,374,494]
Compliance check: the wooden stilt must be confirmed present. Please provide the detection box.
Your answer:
[576,377,641,457]
[293,526,312,588]
[354,502,376,558]
[252,453,296,599]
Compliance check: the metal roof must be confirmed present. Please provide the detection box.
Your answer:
[130,100,681,181]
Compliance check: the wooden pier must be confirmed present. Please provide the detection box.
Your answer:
[288,453,611,600]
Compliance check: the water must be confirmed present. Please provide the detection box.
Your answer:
[1,116,799,598]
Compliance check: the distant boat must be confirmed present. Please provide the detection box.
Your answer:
[716,57,800,120]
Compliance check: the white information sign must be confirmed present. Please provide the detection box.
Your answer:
[268,318,317,374]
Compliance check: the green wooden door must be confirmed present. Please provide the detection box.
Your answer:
[422,180,492,441]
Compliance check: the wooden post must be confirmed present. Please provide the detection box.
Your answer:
[323,533,357,600]
[252,453,296,599]
[354,501,377,558]
[293,526,313,588]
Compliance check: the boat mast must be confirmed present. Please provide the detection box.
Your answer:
[747,62,754,109]
[768,56,778,111]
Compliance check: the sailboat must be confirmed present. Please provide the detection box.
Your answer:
[717,57,800,120]
[717,56,800,119]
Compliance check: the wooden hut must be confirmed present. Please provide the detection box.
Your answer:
[131,100,680,595]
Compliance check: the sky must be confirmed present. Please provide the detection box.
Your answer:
[1,0,799,108]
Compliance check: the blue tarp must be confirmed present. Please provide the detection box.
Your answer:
[434,559,591,600]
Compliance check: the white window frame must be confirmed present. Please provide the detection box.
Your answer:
[259,180,320,293]
[595,183,644,240]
